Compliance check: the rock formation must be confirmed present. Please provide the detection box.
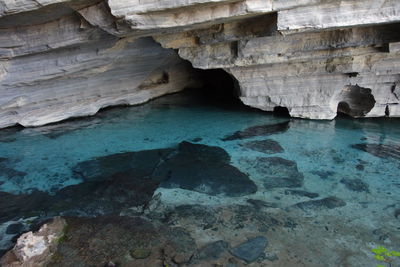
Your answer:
[153,0,400,119]
[0,217,66,267]
[0,0,202,128]
[1,0,399,128]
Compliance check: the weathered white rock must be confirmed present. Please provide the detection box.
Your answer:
[155,1,400,119]
[0,217,66,267]
[277,0,400,33]
[0,9,201,128]
[0,34,199,128]
[108,0,272,31]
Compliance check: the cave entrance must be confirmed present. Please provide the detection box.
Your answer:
[190,69,243,108]
[188,68,292,117]
[273,106,290,117]
[336,85,376,117]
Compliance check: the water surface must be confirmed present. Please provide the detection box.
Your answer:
[0,90,399,266]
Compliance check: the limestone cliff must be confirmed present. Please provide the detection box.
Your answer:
[0,0,399,127]
[0,0,202,128]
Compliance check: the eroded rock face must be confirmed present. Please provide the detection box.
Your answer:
[1,0,400,128]
[153,0,400,120]
[0,2,202,128]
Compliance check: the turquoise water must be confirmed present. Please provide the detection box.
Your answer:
[0,92,399,196]
[0,90,399,264]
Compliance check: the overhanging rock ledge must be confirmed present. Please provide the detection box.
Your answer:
[0,0,399,128]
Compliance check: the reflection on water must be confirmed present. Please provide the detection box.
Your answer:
[0,90,399,266]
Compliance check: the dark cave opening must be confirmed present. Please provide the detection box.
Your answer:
[273,106,290,117]
[190,69,243,108]
[188,68,292,117]
[336,85,376,117]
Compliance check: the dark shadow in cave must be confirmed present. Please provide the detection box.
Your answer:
[188,69,245,109]
[273,106,290,117]
[336,85,376,117]
[190,69,291,118]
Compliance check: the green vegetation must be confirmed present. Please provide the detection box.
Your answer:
[131,248,151,259]
[55,223,70,244]
[371,246,400,267]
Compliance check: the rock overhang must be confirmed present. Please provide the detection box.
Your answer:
[0,0,399,128]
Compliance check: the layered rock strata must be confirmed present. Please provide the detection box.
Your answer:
[0,1,201,128]
[1,0,400,127]
[153,0,400,119]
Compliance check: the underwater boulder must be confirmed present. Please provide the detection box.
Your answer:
[155,142,257,197]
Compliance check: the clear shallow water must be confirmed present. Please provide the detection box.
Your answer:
[0,92,288,194]
[0,90,400,265]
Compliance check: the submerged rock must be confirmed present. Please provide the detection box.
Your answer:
[241,139,284,154]
[284,189,319,199]
[311,170,336,179]
[190,137,203,142]
[52,170,161,216]
[191,240,229,263]
[0,171,160,224]
[351,144,400,160]
[242,157,303,189]
[156,142,257,197]
[294,197,346,210]
[0,158,27,183]
[230,236,268,263]
[0,149,170,221]
[72,148,174,181]
[0,142,256,243]
[0,191,50,223]
[177,141,231,163]
[340,178,369,193]
[42,216,197,266]
[5,223,24,235]
[356,164,365,171]
[246,199,278,209]
[0,129,19,143]
[222,121,290,141]
[395,209,400,219]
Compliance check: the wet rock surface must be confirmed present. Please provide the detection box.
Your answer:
[222,121,290,141]
[241,139,284,154]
